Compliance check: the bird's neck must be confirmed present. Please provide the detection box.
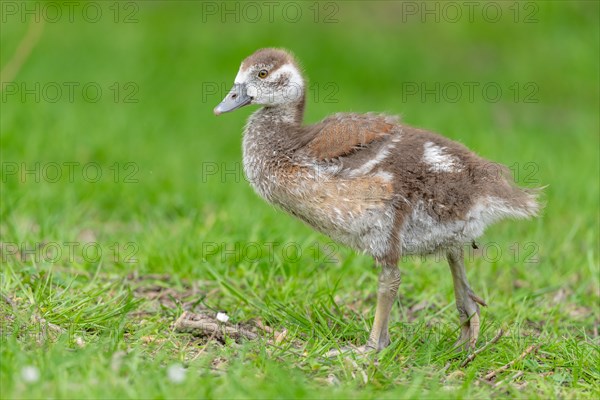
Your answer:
[241,96,305,202]
[244,94,306,151]
[258,94,306,126]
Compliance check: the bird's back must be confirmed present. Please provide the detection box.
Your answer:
[244,111,540,258]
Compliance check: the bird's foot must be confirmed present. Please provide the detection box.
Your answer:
[325,334,391,358]
[454,291,487,351]
[324,343,377,358]
[453,312,480,351]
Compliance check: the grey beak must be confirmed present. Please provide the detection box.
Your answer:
[213,84,252,115]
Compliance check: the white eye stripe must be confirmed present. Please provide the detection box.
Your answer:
[232,62,304,105]
[234,63,303,87]
[269,64,304,87]
[233,64,251,84]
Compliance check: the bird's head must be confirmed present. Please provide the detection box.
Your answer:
[214,48,304,115]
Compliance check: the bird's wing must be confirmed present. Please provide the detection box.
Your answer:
[301,113,402,162]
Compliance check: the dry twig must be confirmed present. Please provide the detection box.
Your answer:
[460,329,504,368]
[174,311,258,342]
[494,370,524,388]
[485,344,540,380]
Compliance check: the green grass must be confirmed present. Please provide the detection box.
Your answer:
[1,1,599,398]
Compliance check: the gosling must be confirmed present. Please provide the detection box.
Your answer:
[214,48,541,352]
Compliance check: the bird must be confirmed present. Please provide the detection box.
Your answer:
[213,48,541,353]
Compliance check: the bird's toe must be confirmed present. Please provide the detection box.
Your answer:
[325,344,377,358]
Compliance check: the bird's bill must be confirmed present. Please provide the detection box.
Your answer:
[213,84,252,115]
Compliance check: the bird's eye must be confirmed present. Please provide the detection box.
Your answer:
[258,69,268,79]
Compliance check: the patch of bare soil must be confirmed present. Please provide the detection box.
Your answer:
[129,274,287,345]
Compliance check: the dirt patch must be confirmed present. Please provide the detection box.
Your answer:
[174,311,260,343]
[129,273,211,316]
[128,274,287,345]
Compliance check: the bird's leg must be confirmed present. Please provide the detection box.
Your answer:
[325,263,400,357]
[446,248,487,350]
[366,264,401,351]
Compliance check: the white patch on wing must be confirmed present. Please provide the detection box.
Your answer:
[349,138,400,177]
[375,171,394,182]
[422,141,463,173]
[349,146,391,176]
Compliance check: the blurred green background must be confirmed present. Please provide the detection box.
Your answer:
[2,1,598,227]
[1,1,599,398]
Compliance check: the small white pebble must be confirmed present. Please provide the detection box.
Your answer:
[21,366,40,383]
[216,312,229,323]
[167,363,186,384]
[74,336,85,348]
